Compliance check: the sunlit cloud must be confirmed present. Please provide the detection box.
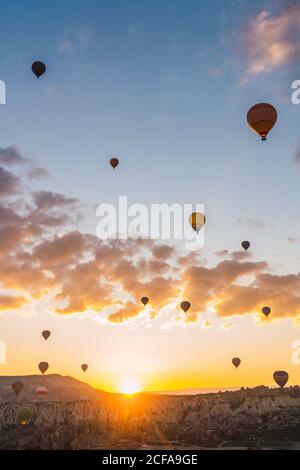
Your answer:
[1,151,300,324]
[241,4,300,78]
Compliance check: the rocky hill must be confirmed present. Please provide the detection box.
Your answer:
[0,376,300,449]
[0,374,106,401]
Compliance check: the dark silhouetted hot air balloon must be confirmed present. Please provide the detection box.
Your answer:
[141,297,149,306]
[81,364,88,373]
[247,103,277,141]
[42,330,51,341]
[16,407,32,426]
[273,370,289,388]
[232,357,241,368]
[11,381,24,396]
[189,212,206,233]
[110,157,119,169]
[180,301,191,313]
[32,61,46,79]
[241,241,250,251]
[262,306,271,318]
[38,362,49,374]
[35,386,47,397]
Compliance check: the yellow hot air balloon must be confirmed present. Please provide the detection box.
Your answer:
[189,212,206,233]
[247,103,277,141]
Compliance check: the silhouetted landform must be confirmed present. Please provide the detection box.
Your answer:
[0,374,107,401]
[0,375,300,449]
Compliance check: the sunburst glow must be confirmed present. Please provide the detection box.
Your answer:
[119,378,141,395]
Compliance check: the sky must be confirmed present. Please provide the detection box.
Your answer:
[0,0,300,393]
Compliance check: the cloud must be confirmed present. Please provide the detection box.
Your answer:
[33,190,78,211]
[0,295,27,310]
[58,26,93,58]
[0,167,20,196]
[242,4,300,77]
[0,146,29,166]
[1,149,300,323]
[27,167,49,180]
[58,40,75,55]
[237,217,266,230]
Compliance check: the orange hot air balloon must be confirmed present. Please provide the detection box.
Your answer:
[247,103,277,141]
[273,371,289,388]
[232,357,241,368]
[38,362,49,374]
[180,301,191,313]
[241,241,250,251]
[35,386,47,397]
[81,364,88,373]
[32,61,46,79]
[42,330,51,341]
[11,381,24,396]
[110,157,119,169]
[262,306,271,318]
[189,212,206,233]
[141,297,149,306]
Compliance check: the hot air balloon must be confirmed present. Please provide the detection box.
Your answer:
[189,212,206,233]
[247,103,277,141]
[110,157,119,169]
[38,362,49,374]
[180,301,191,313]
[232,357,241,368]
[11,381,24,396]
[241,241,250,251]
[273,371,289,388]
[31,61,46,79]
[16,407,32,426]
[141,297,149,306]
[42,330,51,341]
[35,386,47,397]
[262,306,271,318]
[81,364,88,373]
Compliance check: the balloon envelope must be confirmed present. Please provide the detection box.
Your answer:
[42,330,51,341]
[110,157,119,169]
[232,357,241,368]
[32,61,46,78]
[35,386,47,396]
[241,241,250,251]
[180,301,191,313]
[38,362,49,374]
[273,370,289,388]
[17,407,32,426]
[247,103,277,141]
[141,297,149,306]
[189,212,206,233]
[262,306,271,317]
[11,381,24,396]
[81,364,88,373]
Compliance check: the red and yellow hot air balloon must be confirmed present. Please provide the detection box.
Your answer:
[11,381,24,397]
[189,212,206,233]
[180,301,191,313]
[42,330,51,341]
[232,357,241,368]
[110,157,119,169]
[31,61,46,79]
[141,297,149,306]
[273,371,289,388]
[247,103,277,141]
[38,362,49,374]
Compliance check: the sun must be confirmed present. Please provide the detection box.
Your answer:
[119,378,141,395]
